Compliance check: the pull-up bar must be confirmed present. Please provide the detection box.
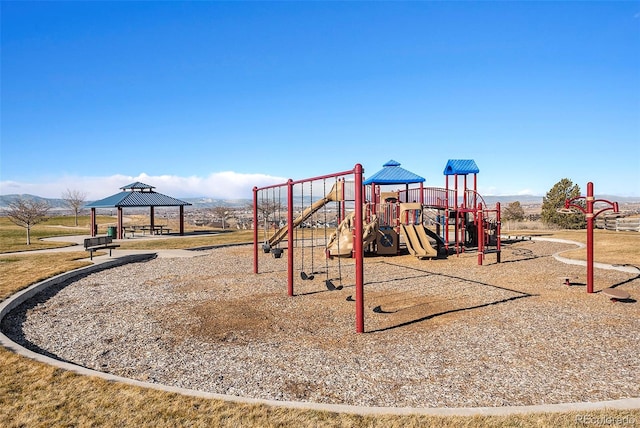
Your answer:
[564,182,619,294]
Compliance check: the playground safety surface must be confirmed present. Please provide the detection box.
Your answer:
[3,239,639,409]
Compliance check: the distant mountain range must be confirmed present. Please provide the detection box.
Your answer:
[0,194,254,211]
[1,193,639,211]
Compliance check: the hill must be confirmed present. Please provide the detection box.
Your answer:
[1,193,639,213]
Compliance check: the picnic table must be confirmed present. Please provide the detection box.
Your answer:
[123,225,172,237]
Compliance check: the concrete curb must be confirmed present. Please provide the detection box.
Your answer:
[1,246,639,416]
[532,237,640,274]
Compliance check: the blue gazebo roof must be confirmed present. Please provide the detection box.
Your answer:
[120,182,155,191]
[363,160,425,185]
[85,182,191,208]
[443,159,479,176]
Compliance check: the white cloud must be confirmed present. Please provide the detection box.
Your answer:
[0,171,287,200]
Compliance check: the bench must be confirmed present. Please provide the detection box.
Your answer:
[84,236,120,260]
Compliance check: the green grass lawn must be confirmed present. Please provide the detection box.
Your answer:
[0,216,105,253]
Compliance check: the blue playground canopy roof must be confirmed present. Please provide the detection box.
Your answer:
[85,182,192,208]
[443,159,480,176]
[363,160,425,185]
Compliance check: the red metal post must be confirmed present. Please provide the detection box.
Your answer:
[496,202,501,263]
[341,178,346,222]
[287,179,294,297]
[586,182,594,293]
[454,174,460,254]
[477,203,484,266]
[253,187,259,274]
[354,164,365,333]
[565,182,619,294]
[444,176,449,251]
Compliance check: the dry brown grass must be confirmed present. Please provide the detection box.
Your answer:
[0,252,92,301]
[1,230,639,427]
[509,229,640,267]
[1,348,636,428]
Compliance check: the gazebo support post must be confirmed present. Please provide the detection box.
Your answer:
[150,206,155,235]
[117,208,124,239]
[179,206,185,235]
[90,208,97,236]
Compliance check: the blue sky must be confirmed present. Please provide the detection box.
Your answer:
[1,1,639,200]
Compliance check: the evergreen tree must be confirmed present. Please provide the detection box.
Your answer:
[503,201,525,222]
[502,201,525,231]
[541,178,586,229]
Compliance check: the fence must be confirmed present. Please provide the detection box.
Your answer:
[596,216,640,232]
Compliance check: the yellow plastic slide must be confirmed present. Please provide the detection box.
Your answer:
[325,210,379,257]
[400,223,439,258]
[267,181,343,247]
[399,202,439,259]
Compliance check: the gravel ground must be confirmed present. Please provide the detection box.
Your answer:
[3,240,639,408]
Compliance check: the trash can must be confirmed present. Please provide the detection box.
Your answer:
[107,226,117,238]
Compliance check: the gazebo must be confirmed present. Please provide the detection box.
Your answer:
[364,159,426,204]
[85,182,192,239]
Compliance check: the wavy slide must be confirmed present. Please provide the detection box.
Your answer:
[400,224,440,259]
[325,211,379,257]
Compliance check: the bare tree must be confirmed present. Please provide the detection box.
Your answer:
[212,206,231,230]
[61,188,87,226]
[5,197,51,245]
[252,199,283,231]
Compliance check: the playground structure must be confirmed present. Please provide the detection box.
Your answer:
[363,160,502,264]
[253,160,503,333]
[257,159,501,262]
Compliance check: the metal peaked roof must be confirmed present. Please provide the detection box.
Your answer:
[85,188,192,208]
[363,160,425,185]
[85,192,130,208]
[443,159,480,176]
[120,182,155,191]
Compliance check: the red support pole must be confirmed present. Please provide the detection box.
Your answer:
[565,181,618,294]
[253,187,259,274]
[444,176,449,252]
[477,203,484,266]
[287,179,295,297]
[341,178,346,222]
[586,182,594,294]
[354,164,365,334]
[496,202,501,263]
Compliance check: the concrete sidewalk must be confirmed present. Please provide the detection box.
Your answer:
[3,234,213,260]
